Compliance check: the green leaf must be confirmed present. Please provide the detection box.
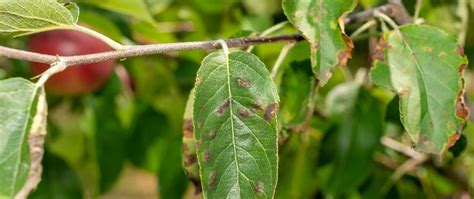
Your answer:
[193,51,279,198]
[79,0,154,23]
[322,82,384,196]
[279,60,316,128]
[371,25,468,154]
[92,75,128,193]
[276,132,319,199]
[0,0,79,37]
[0,78,38,198]
[282,0,357,85]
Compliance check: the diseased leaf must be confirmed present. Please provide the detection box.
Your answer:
[182,89,201,191]
[371,24,468,154]
[322,82,384,196]
[193,51,279,198]
[15,88,47,199]
[0,0,79,37]
[0,78,38,198]
[282,0,357,85]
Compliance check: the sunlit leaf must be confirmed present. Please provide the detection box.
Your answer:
[282,0,357,85]
[193,51,279,198]
[371,25,468,154]
[0,0,79,37]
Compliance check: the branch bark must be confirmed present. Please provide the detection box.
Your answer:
[0,3,411,67]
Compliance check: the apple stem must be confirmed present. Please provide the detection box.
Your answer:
[73,25,126,50]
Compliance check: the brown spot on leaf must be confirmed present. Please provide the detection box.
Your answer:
[264,103,279,121]
[204,150,212,162]
[183,119,194,138]
[184,153,197,167]
[337,34,354,66]
[372,38,392,63]
[237,78,252,88]
[239,109,250,119]
[424,47,433,53]
[208,171,217,190]
[456,46,466,57]
[448,133,461,148]
[254,181,264,195]
[251,102,265,113]
[216,99,230,116]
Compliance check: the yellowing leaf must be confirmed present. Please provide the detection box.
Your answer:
[371,25,468,154]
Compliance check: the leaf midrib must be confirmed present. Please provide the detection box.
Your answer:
[224,52,242,197]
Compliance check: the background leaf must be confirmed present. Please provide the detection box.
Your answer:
[193,51,279,198]
[282,0,357,85]
[0,78,38,198]
[371,25,468,154]
[0,0,78,37]
[78,0,154,23]
[320,82,384,196]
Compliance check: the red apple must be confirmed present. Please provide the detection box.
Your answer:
[27,29,116,95]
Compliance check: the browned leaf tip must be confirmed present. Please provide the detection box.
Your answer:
[456,63,469,121]
[337,34,354,66]
[450,60,469,149]
[371,37,392,63]
[448,133,461,148]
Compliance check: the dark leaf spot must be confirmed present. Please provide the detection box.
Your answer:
[216,99,230,116]
[264,102,279,121]
[208,171,217,190]
[184,153,197,166]
[239,109,250,119]
[237,78,252,88]
[250,102,264,113]
[183,119,193,138]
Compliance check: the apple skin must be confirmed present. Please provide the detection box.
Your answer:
[28,29,116,95]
